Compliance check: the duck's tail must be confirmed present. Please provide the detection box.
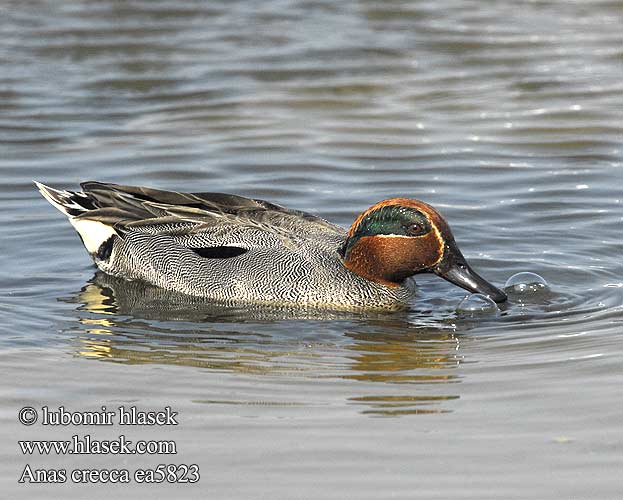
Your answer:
[35,181,117,256]
[34,181,96,217]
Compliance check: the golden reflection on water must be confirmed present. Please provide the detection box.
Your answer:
[68,274,463,416]
[350,395,460,416]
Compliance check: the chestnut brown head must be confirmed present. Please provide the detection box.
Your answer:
[341,198,507,303]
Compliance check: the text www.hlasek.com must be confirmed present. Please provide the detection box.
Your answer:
[19,434,176,455]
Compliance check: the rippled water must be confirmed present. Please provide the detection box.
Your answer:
[1,1,622,498]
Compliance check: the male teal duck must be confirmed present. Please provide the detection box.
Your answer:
[35,181,506,311]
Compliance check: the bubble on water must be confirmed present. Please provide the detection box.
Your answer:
[504,272,549,295]
[456,293,499,316]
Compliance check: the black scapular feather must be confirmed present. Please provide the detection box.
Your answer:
[191,246,247,259]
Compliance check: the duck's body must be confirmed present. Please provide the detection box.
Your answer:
[36,181,505,311]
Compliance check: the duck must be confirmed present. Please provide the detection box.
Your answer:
[35,181,506,311]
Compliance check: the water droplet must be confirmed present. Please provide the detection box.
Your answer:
[504,272,549,296]
[456,293,499,316]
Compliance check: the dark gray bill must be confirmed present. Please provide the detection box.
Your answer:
[434,244,507,303]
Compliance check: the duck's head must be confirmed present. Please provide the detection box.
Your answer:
[341,198,507,303]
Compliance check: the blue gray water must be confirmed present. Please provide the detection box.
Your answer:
[1,1,622,498]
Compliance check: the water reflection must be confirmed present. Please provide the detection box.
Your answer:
[63,272,463,416]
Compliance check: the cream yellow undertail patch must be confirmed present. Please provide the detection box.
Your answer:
[69,219,116,254]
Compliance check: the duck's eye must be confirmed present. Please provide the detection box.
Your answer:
[405,222,426,236]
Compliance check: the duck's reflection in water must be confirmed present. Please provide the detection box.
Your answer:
[65,272,464,416]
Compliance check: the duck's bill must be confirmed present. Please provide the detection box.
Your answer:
[434,246,507,303]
